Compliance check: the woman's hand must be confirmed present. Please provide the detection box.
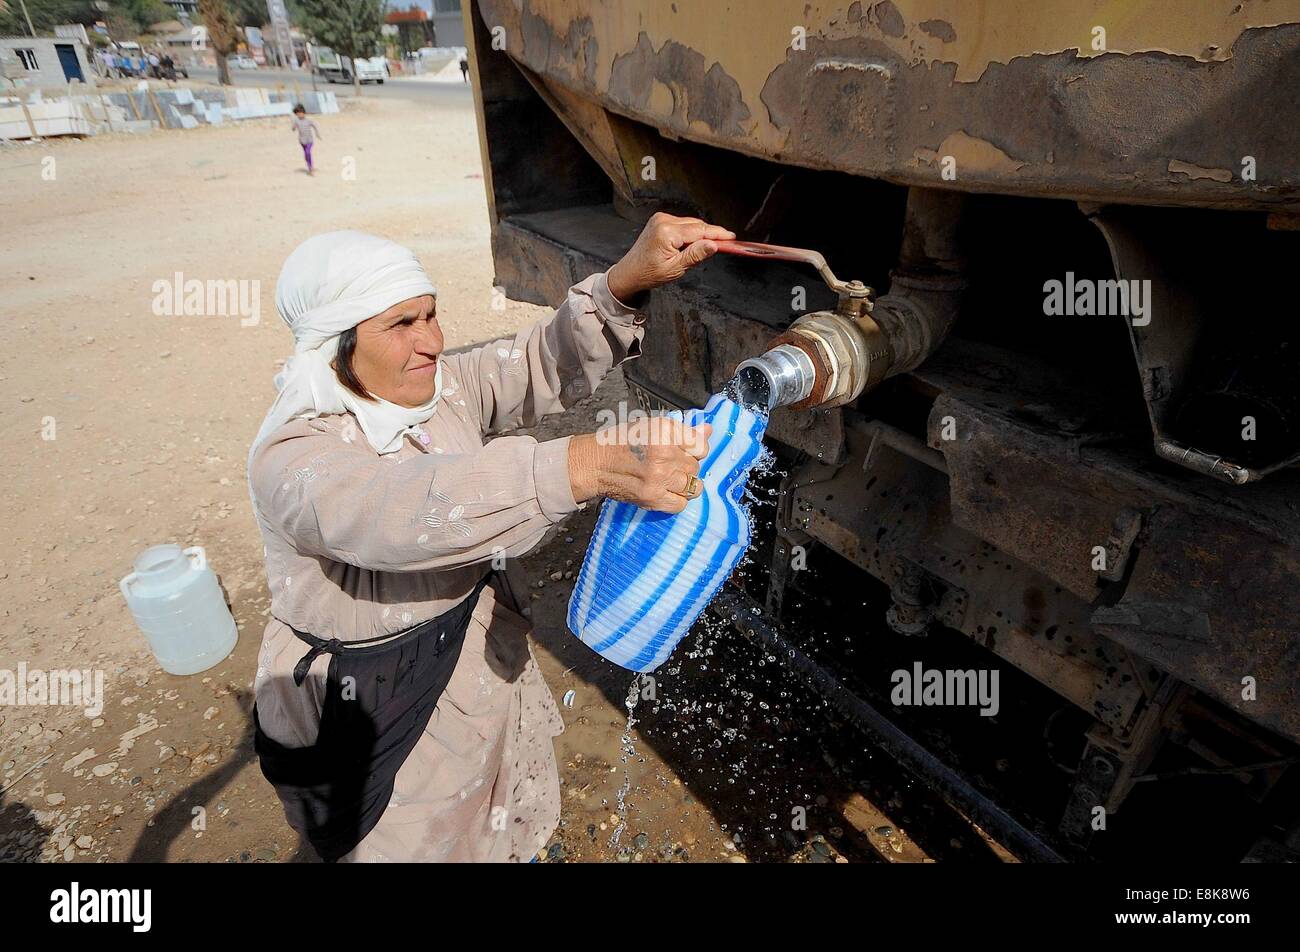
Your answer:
[606,212,736,303]
[568,417,713,513]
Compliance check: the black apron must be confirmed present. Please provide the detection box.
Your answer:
[252,573,492,862]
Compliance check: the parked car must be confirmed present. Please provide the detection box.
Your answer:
[227,55,258,70]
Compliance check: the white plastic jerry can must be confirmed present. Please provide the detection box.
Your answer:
[119,544,238,676]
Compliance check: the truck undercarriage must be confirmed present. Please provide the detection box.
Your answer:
[465,0,1300,860]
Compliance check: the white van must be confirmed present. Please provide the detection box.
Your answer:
[311,46,387,84]
[347,56,387,83]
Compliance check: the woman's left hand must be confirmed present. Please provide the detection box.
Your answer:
[606,212,736,303]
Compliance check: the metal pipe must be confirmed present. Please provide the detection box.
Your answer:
[1154,437,1252,485]
[867,187,967,376]
[731,344,815,411]
[861,420,949,474]
[728,187,967,412]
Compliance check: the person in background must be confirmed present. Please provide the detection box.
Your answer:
[148,50,161,78]
[459,55,468,82]
[291,104,321,176]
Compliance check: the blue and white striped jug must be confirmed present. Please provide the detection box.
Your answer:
[567,394,767,672]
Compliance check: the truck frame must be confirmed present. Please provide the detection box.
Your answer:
[463,0,1300,861]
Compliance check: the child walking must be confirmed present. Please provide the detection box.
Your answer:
[291,105,321,176]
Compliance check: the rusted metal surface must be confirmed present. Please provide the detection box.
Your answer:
[1091,504,1300,745]
[783,411,1158,737]
[472,0,1300,210]
[515,71,636,204]
[931,391,1140,602]
[913,341,1300,744]
[464,5,610,222]
[1059,680,1178,846]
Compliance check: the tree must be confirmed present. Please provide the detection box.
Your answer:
[122,0,171,30]
[0,0,172,36]
[105,9,138,39]
[198,0,240,86]
[298,0,384,94]
[0,0,92,35]
[229,0,269,27]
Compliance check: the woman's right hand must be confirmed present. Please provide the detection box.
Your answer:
[568,418,713,513]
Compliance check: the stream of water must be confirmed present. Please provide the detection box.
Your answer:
[608,673,642,851]
[595,384,785,856]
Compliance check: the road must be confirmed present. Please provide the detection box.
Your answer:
[185,65,474,104]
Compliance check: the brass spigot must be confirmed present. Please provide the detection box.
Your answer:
[717,240,891,410]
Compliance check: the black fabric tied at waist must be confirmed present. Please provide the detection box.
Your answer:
[252,572,493,862]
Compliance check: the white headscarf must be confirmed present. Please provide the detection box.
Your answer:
[250,230,443,460]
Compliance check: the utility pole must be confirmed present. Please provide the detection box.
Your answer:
[18,0,37,37]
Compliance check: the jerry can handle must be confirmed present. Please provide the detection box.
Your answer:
[119,572,139,600]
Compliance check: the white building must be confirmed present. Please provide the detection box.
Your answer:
[0,36,96,89]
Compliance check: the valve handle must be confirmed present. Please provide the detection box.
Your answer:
[713,239,829,270]
[713,239,868,300]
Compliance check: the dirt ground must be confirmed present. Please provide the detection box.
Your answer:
[0,90,1004,864]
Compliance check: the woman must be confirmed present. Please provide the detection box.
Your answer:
[249,214,734,862]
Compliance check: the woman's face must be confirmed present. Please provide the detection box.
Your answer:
[352,294,444,407]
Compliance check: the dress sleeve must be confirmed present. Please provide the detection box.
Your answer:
[250,422,579,573]
[444,270,646,436]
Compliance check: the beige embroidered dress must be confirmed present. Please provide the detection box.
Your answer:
[249,272,645,862]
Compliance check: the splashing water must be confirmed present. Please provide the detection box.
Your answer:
[574,387,791,856]
[608,673,641,851]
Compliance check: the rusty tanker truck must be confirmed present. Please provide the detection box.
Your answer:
[463,0,1300,861]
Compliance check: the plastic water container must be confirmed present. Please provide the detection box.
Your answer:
[568,394,767,672]
[119,544,238,675]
